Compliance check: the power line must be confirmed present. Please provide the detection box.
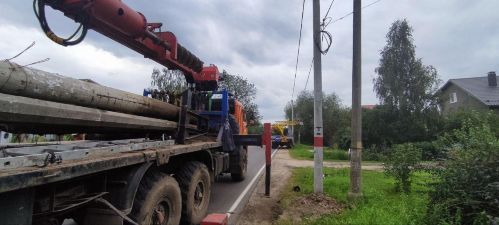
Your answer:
[324,0,336,20]
[292,0,307,101]
[304,0,382,93]
[303,58,314,91]
[330,0,382,24]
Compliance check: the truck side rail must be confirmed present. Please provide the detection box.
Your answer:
[0,139,221,193]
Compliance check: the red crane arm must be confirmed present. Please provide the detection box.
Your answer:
[37,0,219,90]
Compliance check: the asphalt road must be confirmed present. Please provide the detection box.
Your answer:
[208,146,270,218]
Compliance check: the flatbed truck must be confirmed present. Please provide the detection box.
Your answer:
[0,1,265,224]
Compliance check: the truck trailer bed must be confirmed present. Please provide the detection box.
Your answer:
[0,138,221,193]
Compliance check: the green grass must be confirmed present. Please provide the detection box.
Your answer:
[277,168,430,225]
[289,144,381,162]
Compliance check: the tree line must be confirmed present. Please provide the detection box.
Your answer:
[286,19,458,158]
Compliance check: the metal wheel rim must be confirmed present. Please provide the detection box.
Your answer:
[193,181,205,209]
[152,200,170,225]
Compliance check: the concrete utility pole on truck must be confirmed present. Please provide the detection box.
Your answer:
[0,1,265,225]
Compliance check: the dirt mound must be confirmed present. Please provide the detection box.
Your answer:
[278,193,344,223]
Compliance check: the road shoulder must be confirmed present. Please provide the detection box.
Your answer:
[236,150,383,225]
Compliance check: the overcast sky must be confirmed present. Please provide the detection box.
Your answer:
[1,1,498,122]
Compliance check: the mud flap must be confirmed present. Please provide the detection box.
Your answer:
[220,120,236,152]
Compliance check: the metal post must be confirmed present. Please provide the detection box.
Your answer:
[291,99,294,141]
[263,123,272,196]
[312,0,323,193]
[349,0,363,199]
[298,125,301,145]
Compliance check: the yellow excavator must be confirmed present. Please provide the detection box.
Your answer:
[271,120,301,149]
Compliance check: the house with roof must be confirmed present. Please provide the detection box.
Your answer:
[362,104,377,110]
[437,71,499,115]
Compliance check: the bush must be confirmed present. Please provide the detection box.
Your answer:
[247,124,263,134]
[363,145,386,161]
[383,143,422,193]
[63,134,74,141]
[443,109,499,138]
[328,149,349,160]
[427,118,499,225]
[412,141,443,161]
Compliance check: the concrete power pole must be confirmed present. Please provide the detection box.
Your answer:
[312,0,323,193]
[349,0,363,199]
[291,99,294,143]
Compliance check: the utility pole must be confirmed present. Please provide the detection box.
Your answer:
[291,99,294,143]
[349,0,363,199]
[312,0,323,193]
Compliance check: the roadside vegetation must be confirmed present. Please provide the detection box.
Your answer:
[289,144,349,161]
[281,19,499,224]
[425,116,499,224]
[289,144,383,164]
[276,168,430,225]
[285,113,499,224]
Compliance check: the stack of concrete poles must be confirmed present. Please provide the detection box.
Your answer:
[0,61,180,134]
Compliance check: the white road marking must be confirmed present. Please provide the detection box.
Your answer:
[227,148,279,219]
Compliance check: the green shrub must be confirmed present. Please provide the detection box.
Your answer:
[412,141,443,161]
[443,109,499,138]
[383,143,422,193]
[33,135,46,143]
[328,149,349,160]
[427,118,499,225]
[63,134,74,141]
[363,145,386,161]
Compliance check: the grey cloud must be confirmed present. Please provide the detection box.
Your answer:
[1,0,499,121]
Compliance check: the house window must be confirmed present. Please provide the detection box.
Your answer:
[449,92,457,103]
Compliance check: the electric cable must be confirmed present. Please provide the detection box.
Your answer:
[3,41,35,61]
[322,0,335,27]
[303,58,314,91]
[318,0,335,55]
[305,0,382,91]
[33,0,88,46]
[291,0,306,102]
[330,0,382,24]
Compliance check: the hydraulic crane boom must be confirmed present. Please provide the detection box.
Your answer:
[34,0,219,90]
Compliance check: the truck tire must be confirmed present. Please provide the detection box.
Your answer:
[176,162,211,225]
[228,115,248,181]
[129,172,182,225]
[230,146,248,182]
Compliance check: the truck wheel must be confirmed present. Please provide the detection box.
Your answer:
[130,172,182,225]
[176,162,211,225]
[230,146,248,182]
